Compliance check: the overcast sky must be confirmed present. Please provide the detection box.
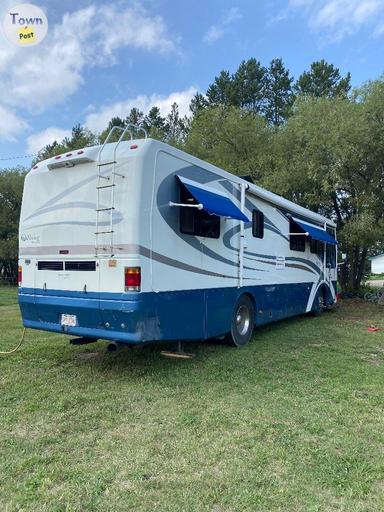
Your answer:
[0,0,383,168]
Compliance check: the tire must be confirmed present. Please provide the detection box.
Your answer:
[227,295,255,347]
[312,289,325,316]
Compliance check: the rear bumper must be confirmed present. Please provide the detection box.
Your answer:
[18,287,208,343]
[18,289,160,344]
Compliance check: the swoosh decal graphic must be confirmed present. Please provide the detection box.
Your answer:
[19,243,263,280]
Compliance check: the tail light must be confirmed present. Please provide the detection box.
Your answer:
[124,267,141,292]
[18,265,22,287]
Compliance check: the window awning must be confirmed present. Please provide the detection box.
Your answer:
[292,218,337,245]
[176,175,249,222]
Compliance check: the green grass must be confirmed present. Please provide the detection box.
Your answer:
[0,293,384,511]
[0,285,18,306]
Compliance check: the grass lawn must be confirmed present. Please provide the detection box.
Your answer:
[0,285,18,306]
[0,289,383,511]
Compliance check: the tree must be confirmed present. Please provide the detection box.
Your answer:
[189,93,208,116]
[265,82,384,291]
[33,124,96,164]
[264,58,294,127]
[0,168,26,284]
[186,106,270,180]
[63,124,96,150]
[206,70,235,107]
[126,108,144,127]
[143,106,167,139]
[99,117,126,144]
[232,58,266,112]
[295,59,351,98]
[165,103,189,147]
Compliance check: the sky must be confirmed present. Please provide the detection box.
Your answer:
[0,0,383,169]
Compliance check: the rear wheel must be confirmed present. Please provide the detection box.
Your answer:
[312,289,325,316]
[227,295,255,347]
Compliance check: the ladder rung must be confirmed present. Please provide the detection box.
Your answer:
[97,184,115,189]
[96,207,115,212]
[98,161,116,167]
[98,175,110,180]
[112,172,125,178]
[95,230,114,235]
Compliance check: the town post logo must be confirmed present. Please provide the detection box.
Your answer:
[2,3,48,46]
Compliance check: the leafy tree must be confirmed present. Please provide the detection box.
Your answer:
[264,58,294,127]
[186,106,270,180]
[295,59,351,98]
[265,82,384,291]
[0,168,26,284]
[33,140,63,164]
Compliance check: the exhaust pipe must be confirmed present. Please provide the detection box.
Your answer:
[107,342,125,352]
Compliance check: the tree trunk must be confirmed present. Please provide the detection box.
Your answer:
[340,245,368,293]
[356,248,368,289]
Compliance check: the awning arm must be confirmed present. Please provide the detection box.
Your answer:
[169,201,203,210]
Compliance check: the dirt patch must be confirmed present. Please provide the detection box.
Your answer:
[76,351,100,360]
[367,359,383,366]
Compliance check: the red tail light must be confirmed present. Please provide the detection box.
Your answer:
[18,265,22,287]
[125,267,141,292]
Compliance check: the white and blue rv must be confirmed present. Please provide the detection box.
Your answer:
[18,126,337,348]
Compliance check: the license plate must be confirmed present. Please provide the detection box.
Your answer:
[61,314,77,327]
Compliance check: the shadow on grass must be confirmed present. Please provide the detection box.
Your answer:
[66,311,326,382]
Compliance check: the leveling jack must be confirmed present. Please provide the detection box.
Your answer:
[160,341,194,360]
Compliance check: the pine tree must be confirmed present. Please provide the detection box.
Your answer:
[206,70,235,106]
[295,60,351,98]
[143,106,166,139]
[232,58,267,112]
[264,58,294,127]
[165,103,189,146]
[189,93,208,116]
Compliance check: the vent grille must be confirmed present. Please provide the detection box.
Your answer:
[37,261,96,271]
[38,261,64,271]
[65,261,96,271]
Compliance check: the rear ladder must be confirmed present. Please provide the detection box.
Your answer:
[94,124,147,257]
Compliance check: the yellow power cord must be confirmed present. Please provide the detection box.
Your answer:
[0,327,26,355]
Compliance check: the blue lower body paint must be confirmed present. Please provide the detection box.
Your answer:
[19,282,334,344]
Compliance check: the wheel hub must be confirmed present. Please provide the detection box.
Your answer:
[236,305,250,336]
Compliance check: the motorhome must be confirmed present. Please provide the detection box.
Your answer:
[18,125,337,348]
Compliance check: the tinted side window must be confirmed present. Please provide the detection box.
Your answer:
[310,239,324,257]
[252,210,264,238]
[326,244,336,268]
[179,184,220,239]
[289,219,305,252]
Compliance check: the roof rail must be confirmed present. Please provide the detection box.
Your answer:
[101,123,148,146]
[97,123,148,166]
